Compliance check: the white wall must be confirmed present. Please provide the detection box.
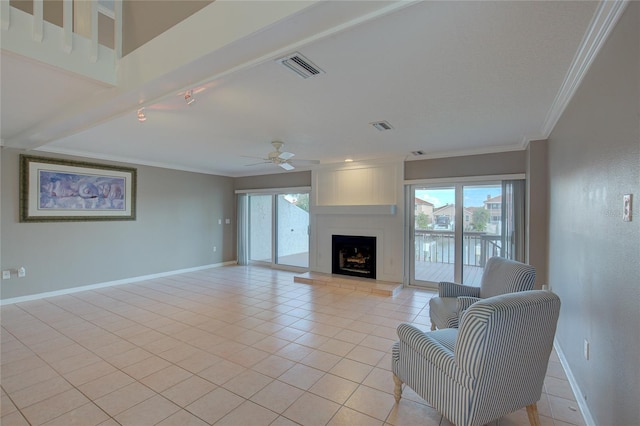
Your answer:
[310,159,404,282]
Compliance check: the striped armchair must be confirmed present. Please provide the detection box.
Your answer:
[429,256,536,330]
[392,290,561,426]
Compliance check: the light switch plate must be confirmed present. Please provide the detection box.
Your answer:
[623,194,632,222]
[2,270,10,280]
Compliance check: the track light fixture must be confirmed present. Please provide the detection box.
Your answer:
[137,108,146,122]
[185,90,195,105]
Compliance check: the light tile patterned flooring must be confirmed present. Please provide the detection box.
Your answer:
[1,266,585,426]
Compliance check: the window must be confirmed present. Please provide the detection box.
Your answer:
[408,178,525,288]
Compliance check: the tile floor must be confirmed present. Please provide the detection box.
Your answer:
[1,266,585,426]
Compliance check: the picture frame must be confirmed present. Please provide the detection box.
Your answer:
[19,155,137,222]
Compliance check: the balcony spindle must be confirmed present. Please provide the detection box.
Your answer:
[89,1,98,62]
[33,0,43,42]
[114,0,122,59]
[63,0,72,53]
[1,0,9,30]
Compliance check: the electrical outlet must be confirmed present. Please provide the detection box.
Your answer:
[2,270,10,280]
[583,339,590,360]
[225,219,230,224]
[213,246,217,252]
[18,267,26,278]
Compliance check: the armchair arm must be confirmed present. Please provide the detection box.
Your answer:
[396,323,455,366]
[438,282,481,298]
[456,296,481,317]
[396,324,472,388]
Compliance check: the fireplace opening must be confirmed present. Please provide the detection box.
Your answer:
[332,235,376,280]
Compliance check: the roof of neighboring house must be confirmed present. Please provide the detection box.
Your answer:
[433,204,473,215]
[415,197,434,206]
[484,195,502,204]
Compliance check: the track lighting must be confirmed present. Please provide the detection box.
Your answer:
[137,108,146,122]
[185,90,195,105]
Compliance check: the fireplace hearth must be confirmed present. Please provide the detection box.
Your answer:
[332,235,376,279]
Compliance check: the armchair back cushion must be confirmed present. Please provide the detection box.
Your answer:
[429,256,536,330]
[479,256,536,299]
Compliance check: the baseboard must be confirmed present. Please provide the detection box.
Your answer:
[0,261,237,306]
[553,339,596,426]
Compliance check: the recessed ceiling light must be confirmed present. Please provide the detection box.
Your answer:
[137,108,146,122]
[345,158,354,163]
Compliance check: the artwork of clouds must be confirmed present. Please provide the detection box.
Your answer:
[39,171,126,211]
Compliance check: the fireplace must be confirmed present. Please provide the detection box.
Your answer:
[332,235,376,279]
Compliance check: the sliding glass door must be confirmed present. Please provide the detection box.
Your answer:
[408,180,524,288]
[248,195,272,264]
[461,184,503,285]
[276,193,309,268]
[412,186,456,284]
[245,191,310,270]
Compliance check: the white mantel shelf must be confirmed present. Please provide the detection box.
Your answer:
[313,205,397,215]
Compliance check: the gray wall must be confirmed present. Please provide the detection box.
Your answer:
[404,150,526,180]
[235,171,311,191]
[122,0,213,56]
[548,3,639,425]
[526,140,549,286]
[0,148,236,300]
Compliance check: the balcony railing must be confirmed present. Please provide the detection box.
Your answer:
[414,230,502,267]
[1,0,121,84]
[413,230,503,286]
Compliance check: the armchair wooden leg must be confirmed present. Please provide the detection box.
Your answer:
[526,404,541,426]
[430,322,436,331]
[393,374,403,403]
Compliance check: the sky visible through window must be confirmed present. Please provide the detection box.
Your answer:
[416,186,501,208]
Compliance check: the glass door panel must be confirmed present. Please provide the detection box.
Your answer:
[248,194,272,263]
[462,184,502,286]
[276,193,309,268]
[412,187,456,285]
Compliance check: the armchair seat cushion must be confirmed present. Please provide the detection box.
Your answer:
[429,297,460,329]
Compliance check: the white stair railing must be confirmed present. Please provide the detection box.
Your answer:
[1,0,121,83]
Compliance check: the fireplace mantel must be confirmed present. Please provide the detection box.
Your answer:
[309,159,404,282]
[314,205,397,215]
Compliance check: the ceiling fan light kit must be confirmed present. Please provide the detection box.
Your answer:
[244,141,319,171]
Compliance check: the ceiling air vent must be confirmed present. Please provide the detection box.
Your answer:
[277,52,325,79]
[411,150,425,156]
[371,121,393,131]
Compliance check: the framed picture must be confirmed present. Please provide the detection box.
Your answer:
[20,155,137,222]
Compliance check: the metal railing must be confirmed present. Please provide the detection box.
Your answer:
[414,230,502,267]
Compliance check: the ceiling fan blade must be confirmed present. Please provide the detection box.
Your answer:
[245,161,271,166]
[278,151,295,160]
[279,162,295,171]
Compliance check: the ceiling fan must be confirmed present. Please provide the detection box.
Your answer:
[245,141,319,171]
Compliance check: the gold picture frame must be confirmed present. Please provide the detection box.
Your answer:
[19,155,137,222]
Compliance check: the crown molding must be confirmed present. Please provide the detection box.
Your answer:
[541,0,629,138]
[34,147,229,177]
